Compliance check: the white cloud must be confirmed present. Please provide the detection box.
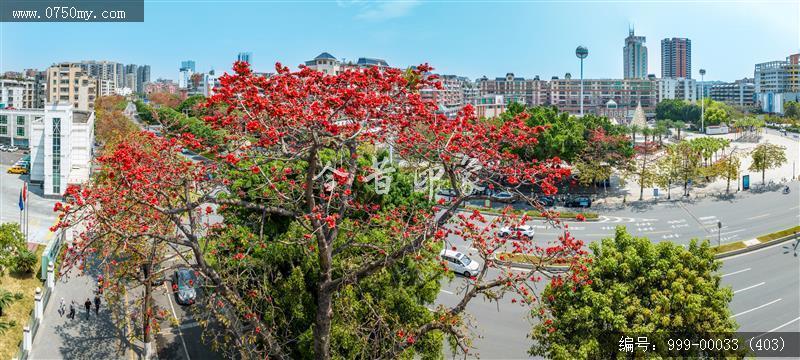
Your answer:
[340,0,421,21]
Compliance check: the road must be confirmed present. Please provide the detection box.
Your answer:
[436,183,800,359]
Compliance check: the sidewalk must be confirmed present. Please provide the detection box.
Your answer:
[29,259,135,360]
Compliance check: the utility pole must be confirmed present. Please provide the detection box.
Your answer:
[699,69,706,133]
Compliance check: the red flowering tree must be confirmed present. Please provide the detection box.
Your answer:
[55,62,589,359]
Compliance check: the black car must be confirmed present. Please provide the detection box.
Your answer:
[564,196,591,208]
[537,195,555,207]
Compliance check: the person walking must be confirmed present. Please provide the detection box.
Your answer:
[58,297,66,317]
[68,301,76,319]
[94,294,101,315]
[84,298,92,319]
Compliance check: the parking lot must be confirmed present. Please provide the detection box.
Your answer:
[0,149,60,246]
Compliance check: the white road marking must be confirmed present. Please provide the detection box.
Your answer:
[731,298,782,318]
[766,316,800,333]
[668,219,687,224]
[698,216,717,220]
[163,283,191,360]
[440,289,454,295]
[745,213,770,220]
[733,282,765,294]
[721,268,751,277]
[468,247,479,252]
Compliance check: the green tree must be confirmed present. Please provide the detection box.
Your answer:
[655,145,681,200]
[655,99,701,125]
[784,101,800,119]
[0,289,21,317]
[715,153,742,193]
[530,227,744,360]
[749,143,788,184]
[177,94,206,117]
[14,249,37,274]
[0,223,25,274]
[674,141,703,196]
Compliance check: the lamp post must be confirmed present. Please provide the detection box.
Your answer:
[699,68,706,133]
[576,46,589,117]
[717,220,722,248]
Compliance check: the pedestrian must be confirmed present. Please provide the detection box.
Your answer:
[84,298,92,319]
[94,294,101,315]
[68,301,76,319]
[58,297,65,317]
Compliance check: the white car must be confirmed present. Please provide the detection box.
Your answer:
[439,249,480,277]
[5,145,18,152]
[499,225,535,239]
[0,145,7,151]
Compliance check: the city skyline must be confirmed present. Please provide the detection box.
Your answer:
[0,1,798,82]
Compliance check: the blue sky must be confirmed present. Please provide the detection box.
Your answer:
[1,0,798,82]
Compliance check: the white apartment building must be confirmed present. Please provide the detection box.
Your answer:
[656,77,696,102]
[0,78,37,109]
[1,103,94,196]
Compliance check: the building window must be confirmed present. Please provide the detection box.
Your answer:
[52,117,61,194]
[16,127,24,137]
[0,126,6,135]
[0,115,6,124]
[16,116,24,126]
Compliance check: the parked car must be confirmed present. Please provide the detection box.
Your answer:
[0,145,7,151]
[172,268,198,305]
[435,188,458,202]
[537,195,555,207]
[439,249,480,277]
[564,196,592,208]
[498,225,535,239]
[7,165,28,174]
[491,191,514,203]
[5,145,19,152]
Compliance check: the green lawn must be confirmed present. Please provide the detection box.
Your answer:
[0,245,45,360]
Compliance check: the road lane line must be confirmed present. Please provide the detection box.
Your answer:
[733,282,765,294]
[766,316,800,333]
[731,298,782,318]
[440,289,454,295]
[721,268,751,277]
[720,229,747,236]
[698,216,716,220]
[645,230,670,235]
[164,283,191,360]
[745,213,770,220]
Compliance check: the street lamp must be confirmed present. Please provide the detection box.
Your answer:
[717,220,722,248]
[699,68,706,133]
[576,46,589,117]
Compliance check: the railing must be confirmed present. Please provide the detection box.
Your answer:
[40,228,65,280]
[13,260,57,360]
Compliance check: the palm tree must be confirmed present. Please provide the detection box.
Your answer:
[674,121,685,140]
[0,289,16,317]
[0,320,16,335]
[629,124,641,145]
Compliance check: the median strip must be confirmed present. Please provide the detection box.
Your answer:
[713,225,800,257]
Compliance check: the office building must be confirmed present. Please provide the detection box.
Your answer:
[178,60,196,89]
[46,63,98,111]
[26,103,94,195]
[549,78,657,116]
[623,28,648,79]
[710,78,755,107]
[754,53,800,113]
[474,95,509,118]
[661,38,691,78]
[476,73,547,106]
[656,77,696,102]
[237,52,252,64]
[0,78,37,109]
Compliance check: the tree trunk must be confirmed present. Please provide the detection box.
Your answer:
[667,180,671,200]
[143,276,153,359]
[762,168,766,185]
[726,174,731,193]
[314,279,333,360]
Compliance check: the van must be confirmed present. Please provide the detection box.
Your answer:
[439,249,480,277]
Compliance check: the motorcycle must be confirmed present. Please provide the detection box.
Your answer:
[784,186,791,194]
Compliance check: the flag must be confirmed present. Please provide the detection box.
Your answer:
[18,189,24,211]
[22,183,27,202]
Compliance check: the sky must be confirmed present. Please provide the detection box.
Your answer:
[1,0,798,82]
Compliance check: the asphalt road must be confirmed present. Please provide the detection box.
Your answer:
[436,183,800,359]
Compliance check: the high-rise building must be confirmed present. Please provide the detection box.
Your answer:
[46,63,98,111]
[124,64,138,92]
[79,60,124,89]
[237,52,252,64]
[623,28,648,79]
[136,65,151,94]
[661,38,691,79]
